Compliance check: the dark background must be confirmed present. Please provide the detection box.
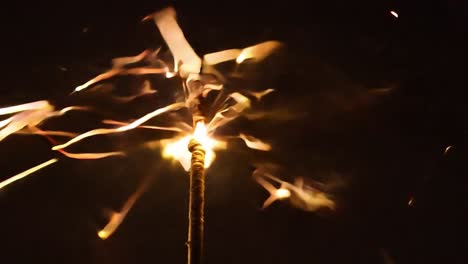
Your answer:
[0,1,466,263]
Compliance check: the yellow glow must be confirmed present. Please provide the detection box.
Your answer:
[235,53,247,64]
[98,230,109,239]
[161,121,226,171]
[275,188,291,199]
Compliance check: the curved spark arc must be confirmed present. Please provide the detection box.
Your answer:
[52,102,185,151]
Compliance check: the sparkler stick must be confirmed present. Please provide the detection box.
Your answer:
[0,6,330,262]
[187,138,206,264]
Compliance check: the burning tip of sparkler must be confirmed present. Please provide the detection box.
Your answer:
[390,10,399,18]
[161,121,226,171]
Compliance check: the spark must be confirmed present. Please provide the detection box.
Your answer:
[102,120,184,132]
[207,92,251,133]
[0,6,305,242]
[74,68,167,93]
[239,133,271,151]
[255,175,290,208]
[390,10,399,18]
[52,102,185,150]
[59,151,125,160]
[408,197,414,206]
[443,145,453,155]
[0,100,52,116]
[236,41,282,64]
[0,102,89,142]
[246,88,275,100]
[0,159,58,190]
[143,7,202,77]
[254,169,335,211]
[98,175,150,239]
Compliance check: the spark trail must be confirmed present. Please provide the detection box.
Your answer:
[0,6,335,247]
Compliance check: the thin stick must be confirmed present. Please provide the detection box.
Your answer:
[187,139,206,264]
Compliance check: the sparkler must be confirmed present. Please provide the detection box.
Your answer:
[0,6,335,263]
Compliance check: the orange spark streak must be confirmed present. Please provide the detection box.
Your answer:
[59,151,125,160]
[112,80,157,103]
[236,41,283,64]
[254,170,335,211]
[74,68,167,93]
[239,133,271,151]
[246,88,275,100]
[102,120,183,132]
[38,131,125,160]
[52,102,185,150]
[98,175,151,240]
[143,7,202,77]
[255,176,291,208]
[16,129,78,138]
[202,41,282,66]
[0,158,58,190]
[0,102,89,142]
[207,92,251,133]
[111,49,151,68]
[0,100,52,115]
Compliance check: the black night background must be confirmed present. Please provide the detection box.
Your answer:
[0,1,466,263]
